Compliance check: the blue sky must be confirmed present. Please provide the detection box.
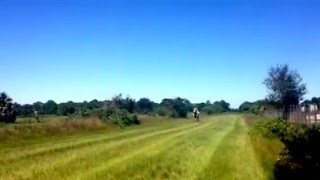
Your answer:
[1,0,319,108]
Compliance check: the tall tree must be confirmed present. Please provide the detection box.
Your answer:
[58,101,76,115]
[136,98,153,114]
[239,101,254,111]
[0,92,16,123]
[122,96,135,113]
[173,97,188,118]
[43,100,58,115]
[88,99,101,109]
[160,98,188,118]
[219,100,230,110]
[33,101,44,114]
[263,64,307,119]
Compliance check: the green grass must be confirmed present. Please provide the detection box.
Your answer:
[0,115,281,179]
[244,115,284,180]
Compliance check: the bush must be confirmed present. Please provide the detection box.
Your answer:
[253,119,320,179]
[0,92,17,123]
[275,125,320,179]
[0,113,17,123]
[156,107,169,117]
[99,109,140,128]
[159,98,188,118]
[170,111,179,118]
[252,119,290,139]
[201,106,214,115]
[249,104,261,115]
[109,111,139,128]
[76,108,91,117]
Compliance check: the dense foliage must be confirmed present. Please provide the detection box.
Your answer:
[253,119,320,179]
[239,99,278,115]
[12,95,233,119]
[196,100,231,115]
[252,119,290,139]
[159,98,189,118]
[0,92,16,123]
[135,98,154,114]
[1,84,232,123]
[263,64,307,119]
[303,97,320,107]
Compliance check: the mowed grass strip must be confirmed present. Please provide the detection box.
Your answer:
[197,116,266,180]
[76,120,220,180]
[0,118,189,155]
[35,121,213,180]
[0,118,194,164]
[0,115,269,180]
[86,116,238,180]
[0,118,212,179]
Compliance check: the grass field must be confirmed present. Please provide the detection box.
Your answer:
[0,115,280,180]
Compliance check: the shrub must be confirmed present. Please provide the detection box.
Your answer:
[249,104,261,115]
[76,108,91,117]
[159,98,188,118]
[156,107,169,117]
[170,111,179,118]
[109,111,139,128]
[252,119,290,139]
[136,98,154,114]
[0,92,17,123]
[275,125,320,179]
[98,109,140,128]
[201,106,214,115]
[253,118,320,179]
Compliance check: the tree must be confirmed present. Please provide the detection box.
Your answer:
[0,92,16,123]
[264,64,307,119]
[58,101,76,116]
[212,101,226,113]
[103,94,135,114]
[88,99,101,109]
[173,98,188,118]
[219,100,230,110]
[184,99,194,112]
[122,96,135,113]
[136,98,154,114]
[33,101,44,114]
[196,103,206,111]
[18,104,34,117]
[239,101,254,111]
[311,97,320,107]
[43,100,58,115]
[160,98,188,118]
[201,106,214,115]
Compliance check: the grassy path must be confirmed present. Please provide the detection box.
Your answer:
[0,115,268,180]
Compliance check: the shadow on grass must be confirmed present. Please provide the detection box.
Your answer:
[274,160,320,180]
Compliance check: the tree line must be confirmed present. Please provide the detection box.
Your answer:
[0,92,234,123]
[1,64,317,123]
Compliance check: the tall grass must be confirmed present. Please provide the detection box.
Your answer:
[0,117,106,143]
[244,114,284,179]
[0,115,175,145]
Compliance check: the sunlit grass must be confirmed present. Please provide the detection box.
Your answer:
[244,114,284,180]
[0,115,281,179]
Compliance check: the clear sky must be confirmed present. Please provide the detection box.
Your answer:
[1,0,319,108]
